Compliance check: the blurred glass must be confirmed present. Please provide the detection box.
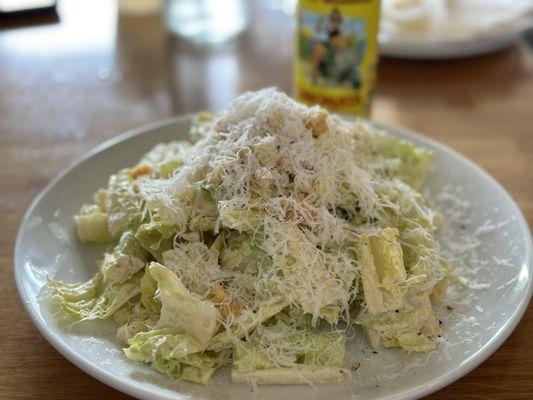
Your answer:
[163,0,250,45]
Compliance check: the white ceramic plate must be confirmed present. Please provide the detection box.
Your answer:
[15,116,532,400]
[379,30,522,59]
[378,0,532,59]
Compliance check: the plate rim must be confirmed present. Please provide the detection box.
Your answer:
[14,116,533,400]
[378,29,520,59]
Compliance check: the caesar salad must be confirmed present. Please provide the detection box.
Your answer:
[48,89,454,385]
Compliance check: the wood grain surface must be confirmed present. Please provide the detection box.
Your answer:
[1,1,532,399]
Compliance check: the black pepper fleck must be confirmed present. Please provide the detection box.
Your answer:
[446,305,453,311]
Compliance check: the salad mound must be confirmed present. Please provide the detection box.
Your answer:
[49,89,451,385]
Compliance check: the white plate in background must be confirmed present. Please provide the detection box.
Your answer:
[14,116,532,400]
[379,0,533,59]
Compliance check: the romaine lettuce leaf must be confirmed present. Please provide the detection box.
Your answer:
[356,290,441,352]
[74,204,114,243]
[267,224,353,317]
[241,321,345,369]
[139,141,190,178]
[140,268,161,313]
[162,242,220,296]
[124,328,217,384]
[220,232,254,271]
[101,231,147,284]
[105,169,144,238]
[356,228,406,315]
[218,200,260,231]
[231,320,347,384]
[135,221,174,261]
[373,134,432,189]
[149,263,219,349]
[207,296,286,351]
[48,270,142,321]
[189,187,218,232]
[114,302,158,345]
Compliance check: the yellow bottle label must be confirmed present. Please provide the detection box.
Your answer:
[294,0,380,116]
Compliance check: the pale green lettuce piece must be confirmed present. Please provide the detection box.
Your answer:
[114,303,159,345]
[231,321,347,384]
[74,204,114,244]
[237,321,345,370]
[218,200,260,232]
[149,263,219,349]
[356,291,441,352]
[318,305,341,325]
[101,231,147,284]
[102,253,145,285]
[356,228,406,315]
[140,268,161,313]
[400,220,444,292]
[115,230,148,259]
[135,221,174,261]
[161,242,220,296]
[105,169,144,238]
[374,134,432,189]
[188,187,218,232]
[207,296,286,351]
[220,232,254,271]
[124,328,217,384]
[267,224,353,316]
[48,271,142,321]
[139,141,190,178]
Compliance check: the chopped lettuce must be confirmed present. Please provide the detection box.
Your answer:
[135,222,174,261]
[162,242,221,296]
[400,220,444,292]
[356,228,406,315]
[189,187,218,231]
[101,231,147,284]
[373,134,432,189]
[149,262,219,349]
[114,302,158,345]
[218,200,260,231]
[124,328,217,384]
[139,141,189,178]
[140,268,161,313]
[231,320,347,384]
[105,169,144,238]
[208,296,287,351]
[74,204,114,243]
[267,224,353,317]
[356,291,441,352]
[220,232,254,271]
[48,271,142,321]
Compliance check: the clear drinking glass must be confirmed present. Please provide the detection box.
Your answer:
[163,0,250,45]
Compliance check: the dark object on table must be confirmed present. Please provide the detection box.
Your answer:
[0,0,58,29]
[0,0,56,15]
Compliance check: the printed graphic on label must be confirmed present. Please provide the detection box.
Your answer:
[298,8,367,89]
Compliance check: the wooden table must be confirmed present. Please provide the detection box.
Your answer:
[1,1,532,399]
